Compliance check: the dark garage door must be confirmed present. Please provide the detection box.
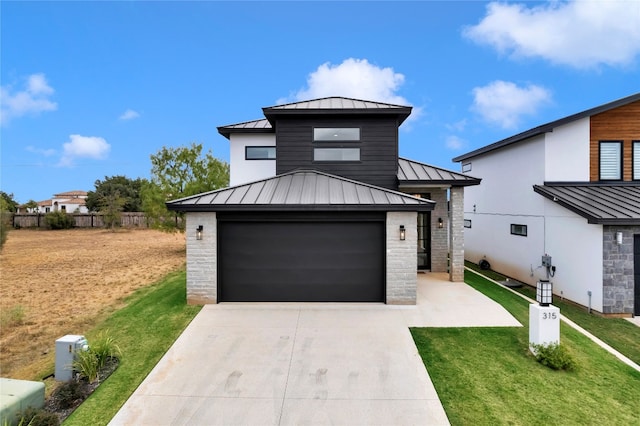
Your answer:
[218,214,385,302]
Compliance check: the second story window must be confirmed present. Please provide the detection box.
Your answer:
[599,141,622,180]
[245,146,276,160]
[313,128,360,141]
[634,141,640,180]
[314,148,360,162]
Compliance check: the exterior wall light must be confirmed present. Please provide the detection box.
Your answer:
[616,231,623,245]
[196,225,203,240]
[438,217,444,229]
[399,225,406,241]
[536,280,553,306]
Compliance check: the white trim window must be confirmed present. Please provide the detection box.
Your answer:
[599,141,622,180]
[633,141,640,181]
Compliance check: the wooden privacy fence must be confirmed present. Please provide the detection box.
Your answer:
[12,212,151,229]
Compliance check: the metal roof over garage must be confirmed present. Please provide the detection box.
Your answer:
[534,183,640,225]
[398,158,481,188]
[167,169,435,212]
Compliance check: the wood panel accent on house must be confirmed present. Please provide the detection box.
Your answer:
[590,100,640,181]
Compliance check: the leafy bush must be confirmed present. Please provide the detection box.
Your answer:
[531,342,577,371]
[72,350,99,383]
[16,407,59,426]
[51,380,87,410]
[44,212,74,230]
[91,330,122,370]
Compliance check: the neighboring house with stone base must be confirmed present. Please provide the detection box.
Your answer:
[167,97,480,305]
[454,92,640,316]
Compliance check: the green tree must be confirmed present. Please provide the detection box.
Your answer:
[24,200,39,212]
[142,143,229,231]
[0,191,18,213]
[0,196,12,249]
[100,191,126,230]
[86,175,145,212]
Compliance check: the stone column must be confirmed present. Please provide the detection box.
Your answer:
[449,187,465,282]
[386,211,418,304]
[186,212,218,304]
[430,189,449,273]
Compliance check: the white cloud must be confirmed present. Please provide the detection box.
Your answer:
[119,109,140,120]
[471,81,552,129]
[1,73,57,126]
[278,58,421,125]
[58,134,111,167]
[26,146,57,157]
[445,135,467,151]
[446,119,467,132]
[464,0,640,68]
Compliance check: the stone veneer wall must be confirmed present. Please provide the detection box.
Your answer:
[186,212,218,304]
[602,225,639,314]
[386,211,418,304]
[449,187,465,282]
[430,189,449,273]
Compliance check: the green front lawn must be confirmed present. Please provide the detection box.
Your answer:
[465,261,640,366]
[411,271,640,425]
[64,270,201,425]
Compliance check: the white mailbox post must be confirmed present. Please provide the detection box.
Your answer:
[529,280,560,354]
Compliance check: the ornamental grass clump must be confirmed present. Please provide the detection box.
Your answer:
[531,342,577,371]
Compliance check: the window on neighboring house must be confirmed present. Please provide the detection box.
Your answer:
[314,148,360,162]
[313,128,360,141]
[510,224,527,237]
[464,219,472,228]
[45,207,50,213]
[599,141,622,180]
[61,205,66,212]
[245,146,276,160]
[462,162,472,172]
[633,141,640,180]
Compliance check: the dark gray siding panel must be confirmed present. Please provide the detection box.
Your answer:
[275,117,399,190]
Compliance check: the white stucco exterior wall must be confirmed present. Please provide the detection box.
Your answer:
[229,133,276,186]
[544,117,590,181]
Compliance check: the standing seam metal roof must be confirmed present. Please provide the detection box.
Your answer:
[397,158,481,187]
[167,169,435,212]
[533,183,640,224]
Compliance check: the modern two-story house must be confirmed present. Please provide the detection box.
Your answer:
[167,97,480,304]
[454,93,640,316]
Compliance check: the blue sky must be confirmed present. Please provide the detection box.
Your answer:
[2,1,639,204]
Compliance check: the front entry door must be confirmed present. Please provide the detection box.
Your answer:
[634,235,640,316]
[417,211,431,270]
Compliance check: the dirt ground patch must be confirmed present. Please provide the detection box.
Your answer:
[0,228,186,379]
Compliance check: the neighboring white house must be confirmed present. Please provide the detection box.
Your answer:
[454,93,640,316]
[19,190,89,214]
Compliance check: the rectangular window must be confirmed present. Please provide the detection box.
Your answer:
[314,148,360,161]
[462,162,472,172]
[313,128,360,141]
[464,219,472,228]
[599,141,622,180]
[510,224,527,237]
[245,146,276,160]
[633,141,640,180]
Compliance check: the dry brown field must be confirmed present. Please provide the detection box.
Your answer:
[0,228,186,379]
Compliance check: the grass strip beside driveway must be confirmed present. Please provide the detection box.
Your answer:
[64,270,201,425]
[411,271,640,425]
[465,261,640,366]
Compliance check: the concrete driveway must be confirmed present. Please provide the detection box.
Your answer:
[109,273,520,425]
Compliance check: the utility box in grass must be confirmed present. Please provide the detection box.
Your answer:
[0,378,45,426]
[55,335,89,382]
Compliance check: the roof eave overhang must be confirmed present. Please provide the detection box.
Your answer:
[398,179,481,189]
[166,203,435,213]
[217,126,274,140]
[533,185,640,226]
[262,108,413,125]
